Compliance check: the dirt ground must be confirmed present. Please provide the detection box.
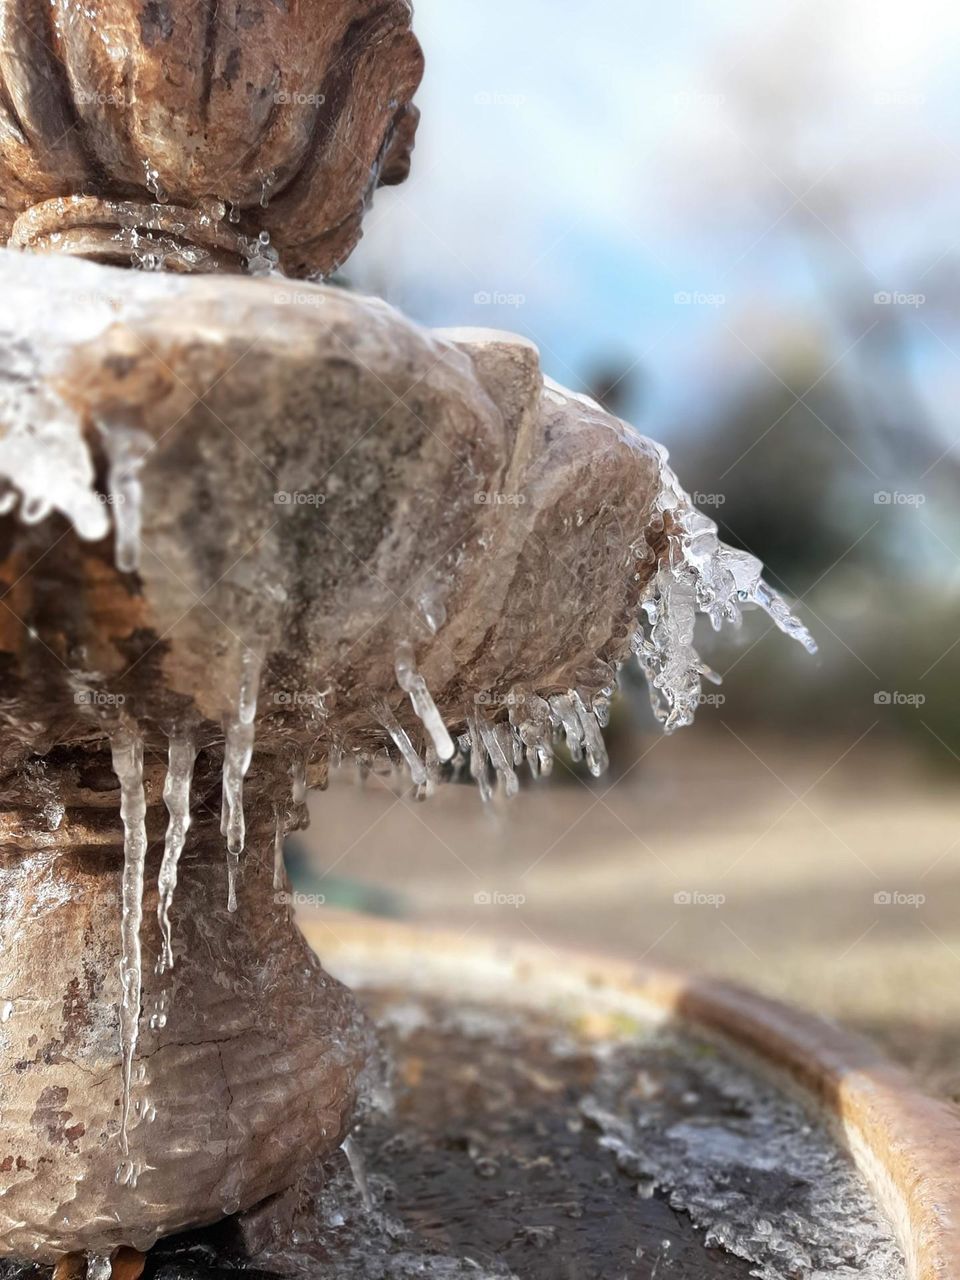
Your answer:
[295,726,960,1100]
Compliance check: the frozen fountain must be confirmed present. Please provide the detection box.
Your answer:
[0,2,957,1277]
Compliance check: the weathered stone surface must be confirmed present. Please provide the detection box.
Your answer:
[0,775,370,1262]
[0,253,665,773]
[0,0,423,276]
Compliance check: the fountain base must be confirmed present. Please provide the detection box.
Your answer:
[0,784,370,1263]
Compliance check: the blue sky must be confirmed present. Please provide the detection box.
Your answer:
[350,0,960,449]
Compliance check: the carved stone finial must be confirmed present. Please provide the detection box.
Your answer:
[0,0,423,275]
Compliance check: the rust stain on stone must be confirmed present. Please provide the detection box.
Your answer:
[31,1085,84,1153]
[61,975,93,1048]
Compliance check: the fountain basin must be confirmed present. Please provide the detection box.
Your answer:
[297,912,960,1280]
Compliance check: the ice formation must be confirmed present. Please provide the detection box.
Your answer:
[273,803,286,891]
[341,1135,373,1213]
[157,730,198,972]
[633,446,816,732]
[465,716,493,803]
[477,717,519,798]
[376,697,428,787]
[0,252,182,560]
[395,642,455,762]
[85,1255,112,1280]
[101,423,151,573]
[221,649,263,912]
[0,338,108,540]
[580,1027,903,1279]
[110,727,148,1153]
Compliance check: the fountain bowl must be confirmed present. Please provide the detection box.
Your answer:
[305,910,960,1280]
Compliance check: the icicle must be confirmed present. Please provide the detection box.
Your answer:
[511,692,554,779]
[342,1134,373,1213]
[273,803,285,890]
[148,990,168,1032]
[416,741,440,802]
[86,1255,113,1280]
[157,729,197,972]
[110,727,148,1154]
[754,580,818,654]
[592,688,613,728]
[630,444,816,730]
[375,698,426,786]
[635,570,700,731]
[259,170,277,208]
[550,693,585,762]
[221,648,262,912]
[478,719,519,797]
[285,743,310,831]
[395,641,455,761]
[571,690,609,778]
[101,425,151,573]
[290,747,307,806]
[143,158,169,202]
[466,714,493,802]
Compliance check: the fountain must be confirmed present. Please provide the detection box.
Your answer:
[0,2,958,1277]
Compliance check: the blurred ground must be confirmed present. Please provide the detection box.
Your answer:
[294,724,960,1101]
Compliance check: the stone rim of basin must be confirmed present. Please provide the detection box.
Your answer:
[310,912,960,1280]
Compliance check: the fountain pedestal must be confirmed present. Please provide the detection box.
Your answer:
[0,753,368,1263]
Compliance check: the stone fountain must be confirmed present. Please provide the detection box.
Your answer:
[6,3,923,1276]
